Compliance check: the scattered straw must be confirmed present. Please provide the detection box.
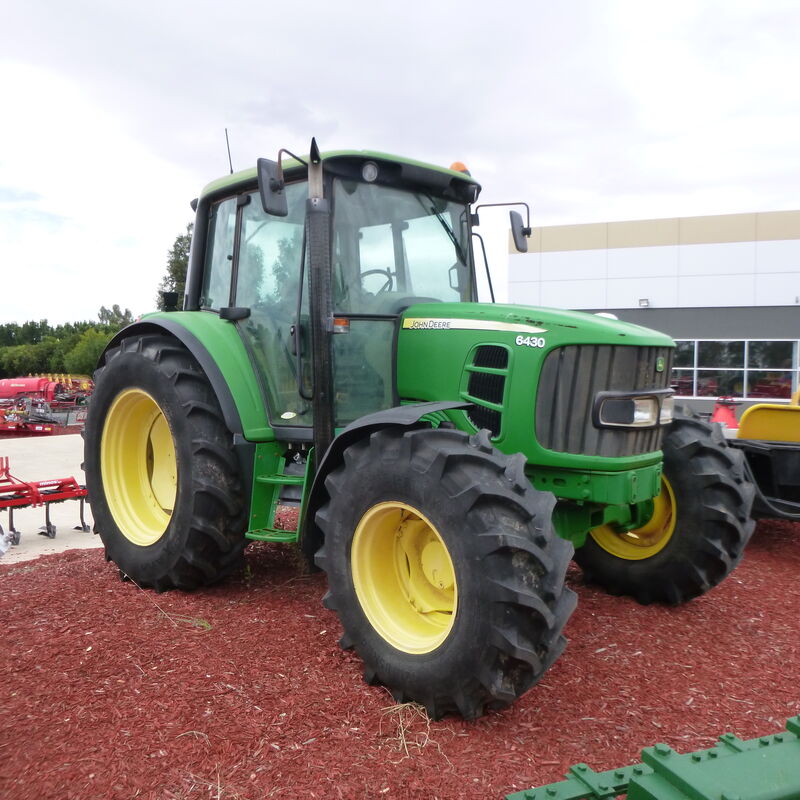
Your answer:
[124,573,212,631]
[379,701,450,765]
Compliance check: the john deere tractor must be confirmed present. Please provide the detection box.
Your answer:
[84,141,754,719]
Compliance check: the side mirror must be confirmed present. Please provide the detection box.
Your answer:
[257,158,288,217]
[510,210,530,253]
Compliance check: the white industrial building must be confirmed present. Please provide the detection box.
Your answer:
[509,210,800,410]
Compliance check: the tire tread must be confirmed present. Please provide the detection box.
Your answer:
[575,413,755,604]
[85,334,246,591]
[314,425,575,719]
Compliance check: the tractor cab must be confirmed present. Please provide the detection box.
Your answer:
[188,150,481,432]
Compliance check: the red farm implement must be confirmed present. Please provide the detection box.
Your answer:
[0,456,89,550]
[0,413,55,437]
[0,374,92,438]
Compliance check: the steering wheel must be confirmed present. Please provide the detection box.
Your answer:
[361,268,394,294]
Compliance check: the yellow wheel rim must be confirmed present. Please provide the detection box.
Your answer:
[100,389,177,546]
[351,502,457,654]
[590,477,677,560]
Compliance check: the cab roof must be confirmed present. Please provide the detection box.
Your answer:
[199,149,481,200]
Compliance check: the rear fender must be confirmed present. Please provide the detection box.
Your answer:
[100,319,247,435]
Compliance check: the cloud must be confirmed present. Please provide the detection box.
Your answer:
[0,187,43,204]
[1,0,799,321]
[0,62,196,323]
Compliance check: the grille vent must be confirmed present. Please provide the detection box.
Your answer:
[473,345,508,369]
[467,405,502,436]
[468,371,504,404]
[464,345,509,438]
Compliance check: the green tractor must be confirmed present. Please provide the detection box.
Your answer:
[84,141,754,719]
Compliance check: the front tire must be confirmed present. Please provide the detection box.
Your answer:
[574,413,755,604]
[315,427,576,720]
[84,334,246,590]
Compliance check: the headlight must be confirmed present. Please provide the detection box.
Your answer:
[660,395,675,424]
[598,396,658,427]
[593,390,674,430]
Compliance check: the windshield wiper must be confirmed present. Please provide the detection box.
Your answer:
[418,194,468,265]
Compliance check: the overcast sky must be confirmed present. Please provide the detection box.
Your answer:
[2,0,799,323]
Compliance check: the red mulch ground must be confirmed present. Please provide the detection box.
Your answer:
[1,520,799,800]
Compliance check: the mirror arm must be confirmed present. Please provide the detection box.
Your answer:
[474,201,531,233]
[257,148,310,218]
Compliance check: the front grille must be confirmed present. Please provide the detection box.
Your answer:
[535,345,673,457]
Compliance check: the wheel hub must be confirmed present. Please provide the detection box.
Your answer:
[351,502,457,654]
[421,540,455,590]
[100,388,177,546]
[590,477,677,560]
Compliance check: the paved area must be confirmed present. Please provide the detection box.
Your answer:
[0,434,100,564]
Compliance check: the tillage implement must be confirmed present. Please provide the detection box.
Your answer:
[509,716,800,800]
[84,141,754,719]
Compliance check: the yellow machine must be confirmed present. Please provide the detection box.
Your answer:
[730,389,800,519]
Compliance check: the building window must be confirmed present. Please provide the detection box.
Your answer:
[671,339,798,401]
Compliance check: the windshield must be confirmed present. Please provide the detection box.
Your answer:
[332,179,473,315]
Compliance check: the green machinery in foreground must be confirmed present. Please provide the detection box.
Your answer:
[508,716,800,800]
[84,140,755,719]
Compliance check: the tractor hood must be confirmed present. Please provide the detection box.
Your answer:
[396,302,675,472]
[398,302,674,348]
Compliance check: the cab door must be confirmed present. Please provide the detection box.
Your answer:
[329,179,472,425]
[201,183,312,429]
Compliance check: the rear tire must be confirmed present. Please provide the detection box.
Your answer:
[84,334,246,590]
[574,413,755,604]
[315,427,576,720]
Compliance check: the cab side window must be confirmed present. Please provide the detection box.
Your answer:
[236,191,305,313]
[200,197,237,310]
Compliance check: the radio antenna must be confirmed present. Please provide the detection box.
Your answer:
[224,128,234,174]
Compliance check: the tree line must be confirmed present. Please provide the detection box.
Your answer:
[0,306,134,378]
[0,225,193,380]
